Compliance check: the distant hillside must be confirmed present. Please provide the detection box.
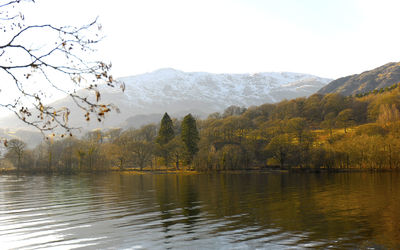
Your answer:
[0,128,42,150]
[318,62,400,96]
[0,68,331,132]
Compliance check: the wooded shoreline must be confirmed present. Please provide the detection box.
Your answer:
[3,85,400,172]
[1,166,399,175]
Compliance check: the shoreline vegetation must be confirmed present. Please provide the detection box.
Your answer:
[2,84,400,173]
[1,166,399,176]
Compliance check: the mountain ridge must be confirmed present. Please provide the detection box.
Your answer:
[0,68,331,134]
[318,62,400,96]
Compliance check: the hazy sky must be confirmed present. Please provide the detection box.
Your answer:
[23,0,400,79]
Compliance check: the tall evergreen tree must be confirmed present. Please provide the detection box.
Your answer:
[156,113,175,167]
[156,113,175,145]
[181,114,200,164]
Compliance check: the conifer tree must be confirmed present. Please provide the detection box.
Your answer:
[156,113,175,145]
[156,113,175,167]
[181,114,200,164]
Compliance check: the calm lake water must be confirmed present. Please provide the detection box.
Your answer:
[0,172,400,249]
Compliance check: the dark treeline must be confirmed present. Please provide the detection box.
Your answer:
[3,86,400,172]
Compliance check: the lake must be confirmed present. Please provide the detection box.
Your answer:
[0,172,399,249]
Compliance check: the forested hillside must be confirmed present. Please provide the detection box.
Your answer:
[318,62,400,96]
[3,84,400,172]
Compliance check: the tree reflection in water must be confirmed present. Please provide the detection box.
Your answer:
[0,172,400,249]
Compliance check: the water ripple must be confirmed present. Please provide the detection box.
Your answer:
[0,173,399,249]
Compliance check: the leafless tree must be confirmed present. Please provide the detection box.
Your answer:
[5,138,26,170]
[0,0,124,137]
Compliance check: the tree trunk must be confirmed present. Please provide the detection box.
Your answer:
[175,153,180,170]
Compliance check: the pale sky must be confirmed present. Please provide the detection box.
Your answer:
[20,0,400,79]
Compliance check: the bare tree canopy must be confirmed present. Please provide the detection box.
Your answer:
[0,0,124,136]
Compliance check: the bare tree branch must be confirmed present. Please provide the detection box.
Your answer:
[0,0,124,137]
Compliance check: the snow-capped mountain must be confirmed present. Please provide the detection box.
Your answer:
[118,68,330,111]
[0,68,331,131]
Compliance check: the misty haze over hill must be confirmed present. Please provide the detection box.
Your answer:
[0,68,331,139]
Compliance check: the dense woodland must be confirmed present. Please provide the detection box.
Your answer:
[3,83,400,172]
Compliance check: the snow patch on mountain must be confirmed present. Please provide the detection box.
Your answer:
[0,68,331,132]
[116,68,331,115]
